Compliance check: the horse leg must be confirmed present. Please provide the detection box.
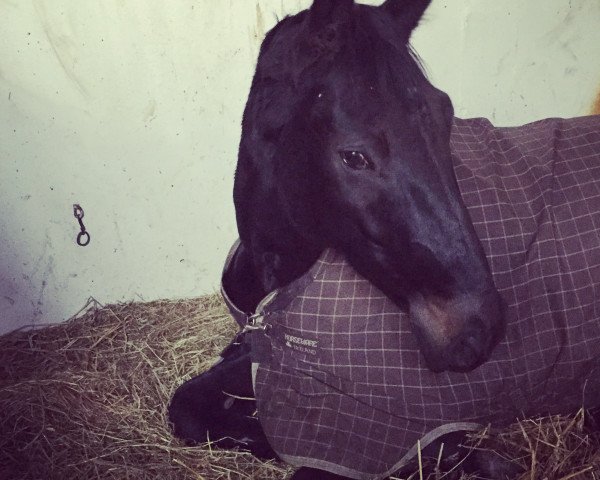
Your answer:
[168,341,277,460]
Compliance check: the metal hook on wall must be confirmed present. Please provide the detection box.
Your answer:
[73,204,91,247]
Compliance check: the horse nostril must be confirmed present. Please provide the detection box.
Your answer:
[466,315,486,338]
[449,316,487,372]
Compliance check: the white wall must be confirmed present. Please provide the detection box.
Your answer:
[1,0,599,334]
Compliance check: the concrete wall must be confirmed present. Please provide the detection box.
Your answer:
[1,0,599,334]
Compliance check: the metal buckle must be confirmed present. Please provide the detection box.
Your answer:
[242,313,271,333]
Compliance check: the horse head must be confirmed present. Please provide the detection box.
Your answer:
[234,0,505,373]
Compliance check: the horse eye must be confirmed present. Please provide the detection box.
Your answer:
[340,151,372,170]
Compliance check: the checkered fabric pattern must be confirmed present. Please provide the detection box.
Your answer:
[239,116,600,479]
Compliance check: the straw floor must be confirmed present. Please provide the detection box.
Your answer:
[1,293,599,479]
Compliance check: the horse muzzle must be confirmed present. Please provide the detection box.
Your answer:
[408,289,505,373]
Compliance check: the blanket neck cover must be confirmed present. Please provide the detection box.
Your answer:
[222,116,600,479]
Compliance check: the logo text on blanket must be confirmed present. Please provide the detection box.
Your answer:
[284,333,318,356]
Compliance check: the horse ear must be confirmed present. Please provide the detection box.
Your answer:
[309,0,354,30]
[381,0,432,41]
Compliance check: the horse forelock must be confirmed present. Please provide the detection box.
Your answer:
[252,4,430,121]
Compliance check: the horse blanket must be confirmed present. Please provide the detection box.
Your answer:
[222,115,600,479]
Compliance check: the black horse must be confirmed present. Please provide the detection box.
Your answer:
[229,0,505,375]
[170,0,511,478]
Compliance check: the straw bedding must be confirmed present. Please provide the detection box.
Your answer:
[0,295,289,480]
[1,293,599,479]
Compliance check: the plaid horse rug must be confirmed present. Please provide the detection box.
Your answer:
[223,115,600,479]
